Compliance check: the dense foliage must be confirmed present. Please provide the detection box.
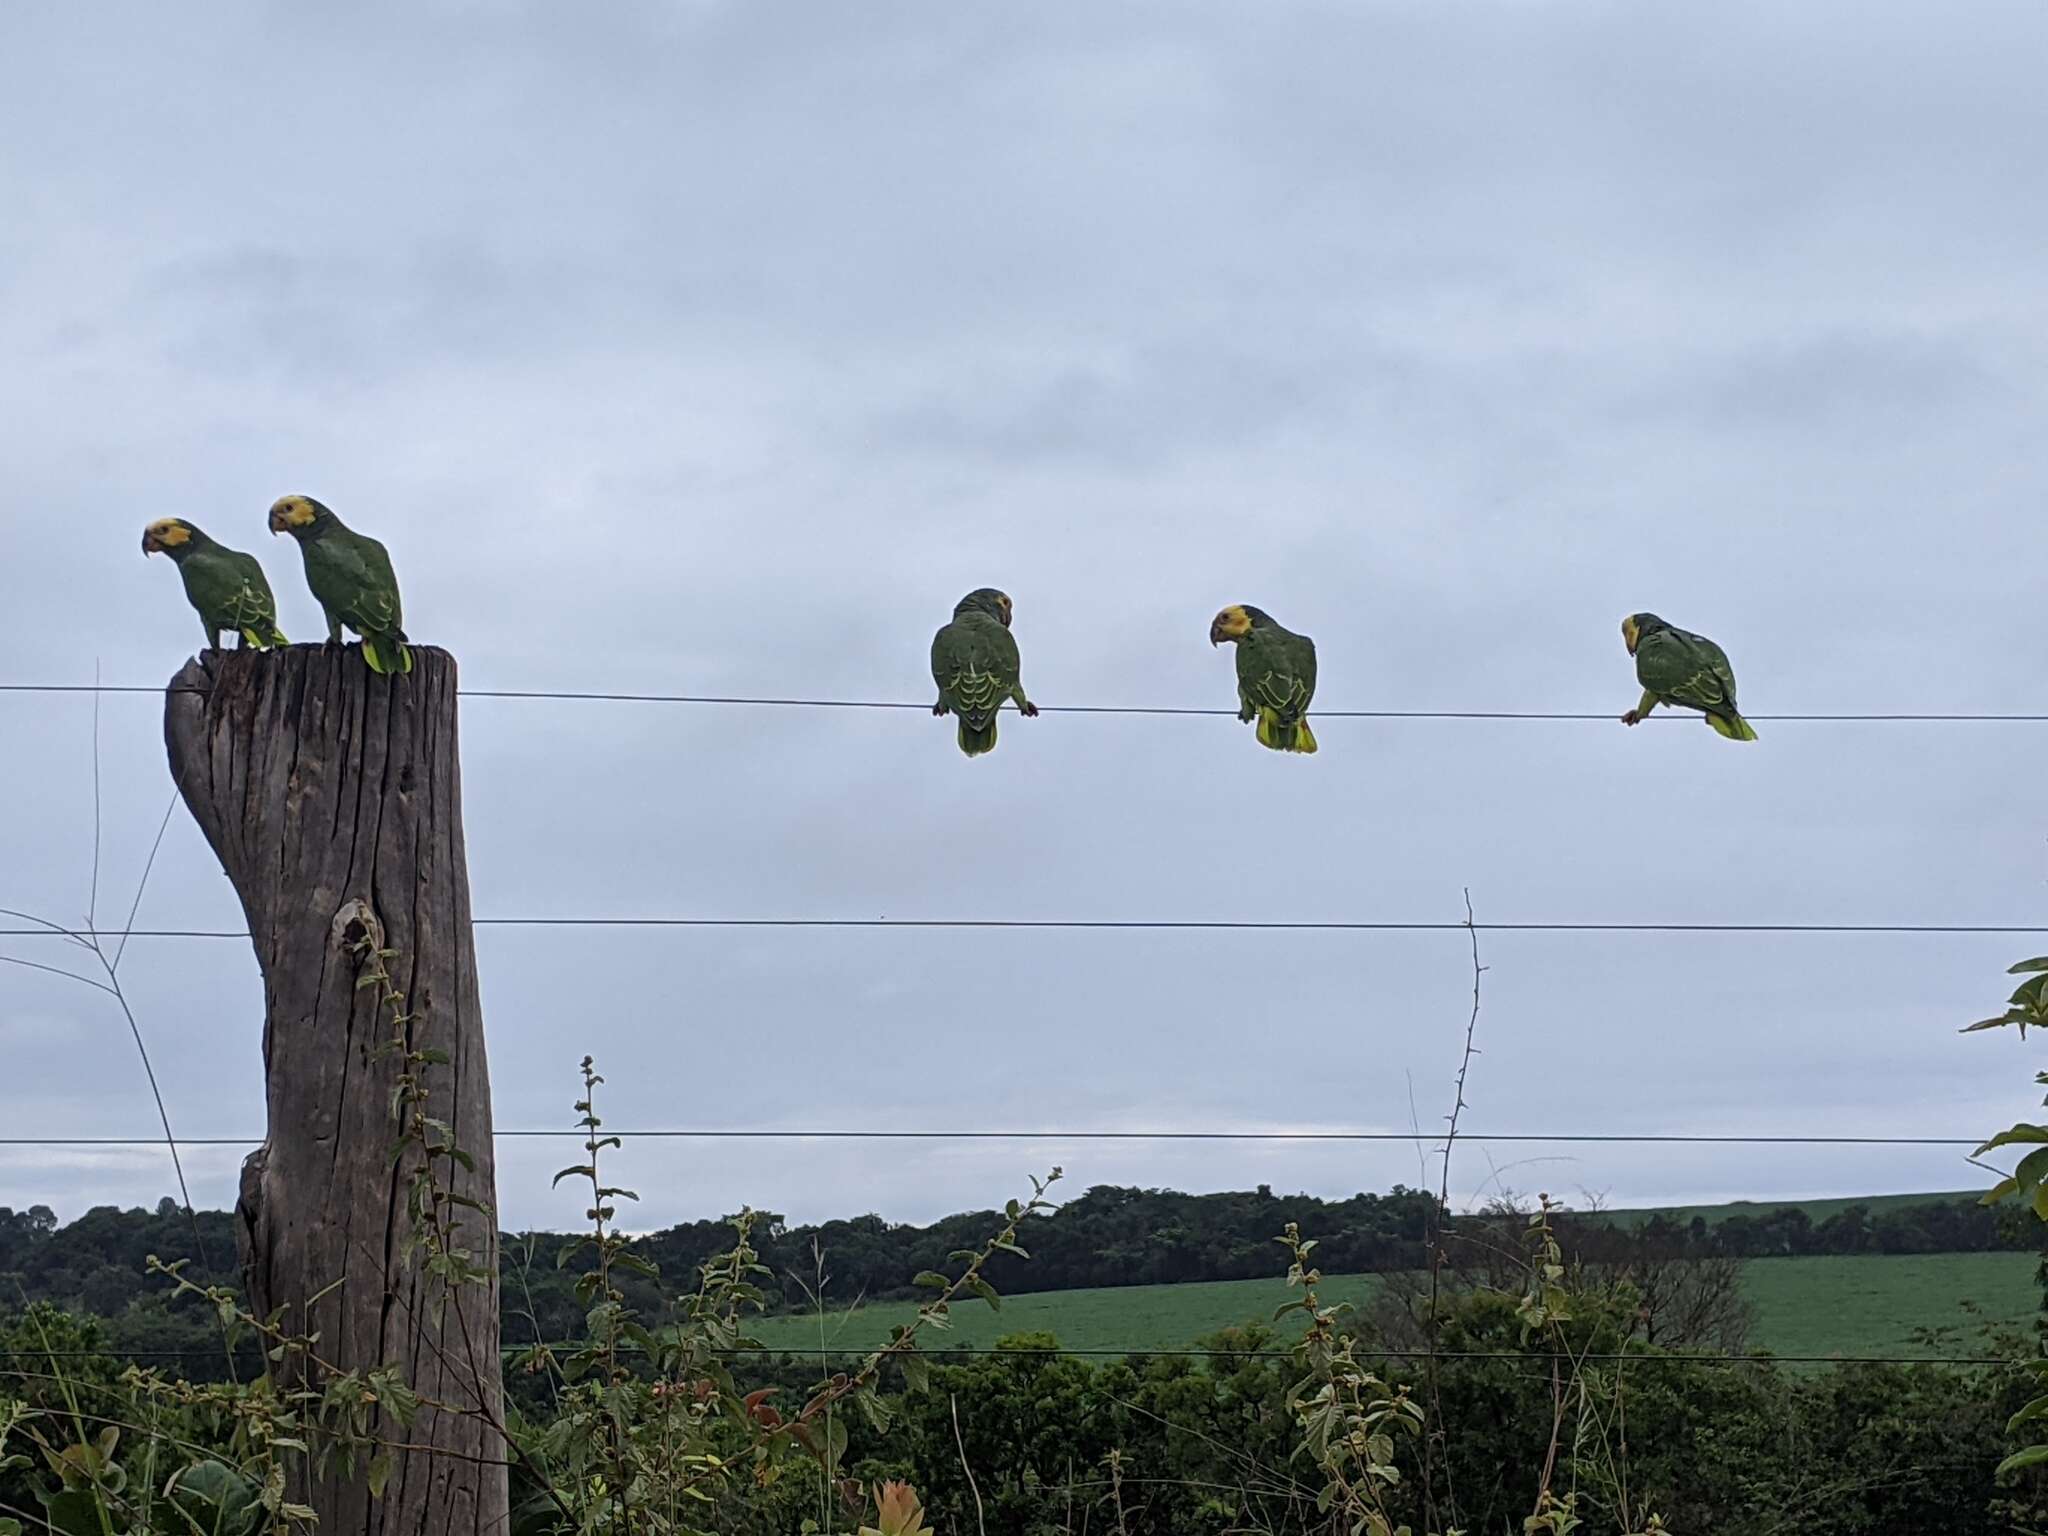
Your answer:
[3,1166,2043,1532]
[6,952,2043,1535]
[8,1288,2044,1535]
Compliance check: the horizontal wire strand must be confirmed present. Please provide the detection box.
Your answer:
[3,681,2046,721]
[0,1130,1982,1147]
[2,1346,2014,1368]
[0,678,2020,1323]
[6,919,2047,939]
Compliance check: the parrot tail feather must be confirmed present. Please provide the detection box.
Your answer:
[360,635,415,676]
[957,716,998,756]
[1708,711,1758,742]
[1256,710,1318,754]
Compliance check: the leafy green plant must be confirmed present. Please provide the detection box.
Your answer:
[1968,955,2048,1481]
[1274,1223,1433,1536]
[502,1058,1056,1534]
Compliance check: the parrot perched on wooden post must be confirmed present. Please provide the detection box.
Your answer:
[1620,613,1757,740]
[267,495,413,674]
[142,518,287,652]
[930,588,1037,756]
[1210,604,1317,753]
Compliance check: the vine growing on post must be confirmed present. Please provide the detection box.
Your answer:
[3,924,524,1536]
[357,928,497,1304]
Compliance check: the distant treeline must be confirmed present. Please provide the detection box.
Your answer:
[0,1183,2025,1354]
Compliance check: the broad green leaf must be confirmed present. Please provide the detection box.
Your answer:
[2006,1393,2048,1433]
[1963,1015,2020,1033]
[36,1490,109,1536]
[1998,1443,2048,1478]
[855,1386,893,1434]
[900,1352,932,1396]
[2013,1146,2048,1192]
[1976,1124,2048,1156]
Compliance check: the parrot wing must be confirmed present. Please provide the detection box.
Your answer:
[1236,631,1314,722]
[184,548,283,642]
[1290,630,1317,707]
[931,616,1019,725]
[220,550,282,634]
[311,532,406,637]
[1636,627,1738,713]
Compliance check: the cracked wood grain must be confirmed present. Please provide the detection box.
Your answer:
[166,644,506,1535]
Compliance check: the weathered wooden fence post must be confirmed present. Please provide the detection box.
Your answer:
[166,646,507,1533]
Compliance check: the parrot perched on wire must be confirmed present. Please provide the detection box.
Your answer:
[930,588,1037,756]
[268,495,413,674]
[1620,613,1757,740]
[142,518,288,652]
[1210,604,1318,753]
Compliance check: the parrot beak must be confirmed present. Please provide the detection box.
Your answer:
[142,531,160,557]
[1208,620,1225,646]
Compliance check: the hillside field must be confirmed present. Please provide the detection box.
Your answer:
[748,1250,2039,1361]
[1616,1190,1986,1228]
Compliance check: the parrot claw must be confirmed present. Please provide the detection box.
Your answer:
[1019,702,1040,718]
[931,701,948,717]
[1621,710,1641,726]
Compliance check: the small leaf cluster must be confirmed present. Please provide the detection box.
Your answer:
[1515,1197,1574,1343]
[1967,956,2048,1487]
[354,936,494,1297]
[1273,1223,1431,1536]
[501,1064,1049,1533]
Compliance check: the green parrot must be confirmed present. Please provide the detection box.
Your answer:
[930,588,1038,756]
[1210,604,1317,753]
[142,518,287,652]
[267,495,413,674]
[1620,612,1757,740]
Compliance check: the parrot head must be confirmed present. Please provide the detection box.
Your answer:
[268,495,333,538]
[955,588,1014,627]
[142,518,196,559]
[1621,613,1665,656]
[1209,604,1268,646]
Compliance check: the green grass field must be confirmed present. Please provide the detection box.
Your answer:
[749,1251,2038,1362]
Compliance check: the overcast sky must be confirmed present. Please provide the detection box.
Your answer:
[3,1,2045,1235]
